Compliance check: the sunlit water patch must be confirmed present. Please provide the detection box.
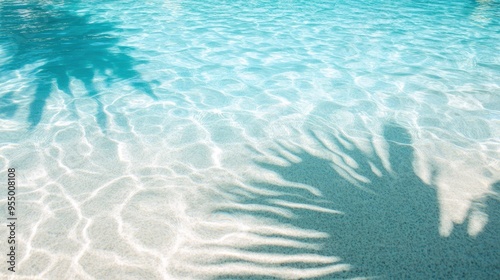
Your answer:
[0,0,499,279]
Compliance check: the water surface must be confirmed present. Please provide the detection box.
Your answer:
[0,0,499,279]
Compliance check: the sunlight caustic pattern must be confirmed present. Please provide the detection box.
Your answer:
[0,1,157,129]
[0,0,499,279]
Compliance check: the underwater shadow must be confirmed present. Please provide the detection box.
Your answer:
[216,123,499,279]
[0,2,157,128]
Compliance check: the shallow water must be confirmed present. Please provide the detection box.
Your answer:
[0,0,499,279]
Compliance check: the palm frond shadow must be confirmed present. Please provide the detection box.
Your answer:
[0,3,157,128]
[215,123,499,279]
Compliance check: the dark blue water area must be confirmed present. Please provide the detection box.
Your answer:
[214,124,500,279]
[0,1,157,129]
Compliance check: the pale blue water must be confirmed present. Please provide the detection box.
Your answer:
[0,0,499,279]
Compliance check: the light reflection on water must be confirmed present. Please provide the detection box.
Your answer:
[0,0,499,279]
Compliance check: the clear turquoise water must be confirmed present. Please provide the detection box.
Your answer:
[0,0,499,279]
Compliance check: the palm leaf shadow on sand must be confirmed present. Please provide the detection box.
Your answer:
[215,123,499,279]
[0,3,157,129]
